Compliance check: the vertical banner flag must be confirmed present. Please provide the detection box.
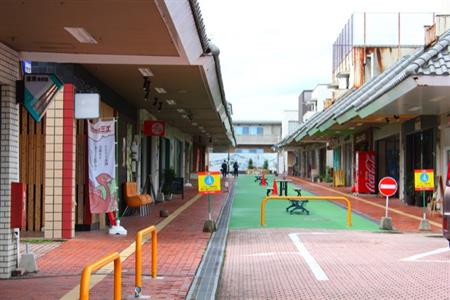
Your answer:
[88,120,118,213]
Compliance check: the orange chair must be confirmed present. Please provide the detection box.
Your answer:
[123,182,153,216]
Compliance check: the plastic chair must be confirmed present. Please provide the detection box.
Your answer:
[123,182,153,216]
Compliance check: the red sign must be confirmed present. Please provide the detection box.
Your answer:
[143,120,165,136]
[10,182,26,229]
[355,151,376,194]
[378,177,398,197]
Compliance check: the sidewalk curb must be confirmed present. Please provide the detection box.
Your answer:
[186,179,236,300]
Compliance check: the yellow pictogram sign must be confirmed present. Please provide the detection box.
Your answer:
[198,172,221,194]
[414,169,434,191]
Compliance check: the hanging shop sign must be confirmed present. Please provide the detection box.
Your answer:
[88,120,118,213]
[23,74,63,122]
[414,169,434,191]
[143,120,165,136]
[198,172,221,194]
[74,93,100,119]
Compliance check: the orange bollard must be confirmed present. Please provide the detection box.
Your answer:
[261,174,266,186]
[272,180,278,195]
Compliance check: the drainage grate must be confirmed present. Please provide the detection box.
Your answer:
[186,180,236,300]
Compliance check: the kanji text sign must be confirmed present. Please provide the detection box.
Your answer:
[198,172,221,194]
[414,169,434,191]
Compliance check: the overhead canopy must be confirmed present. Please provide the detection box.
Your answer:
[278,29,450,149]
[0,0,235,147]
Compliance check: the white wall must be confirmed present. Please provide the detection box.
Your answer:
[281,110,299,138]
[311,84,332,113]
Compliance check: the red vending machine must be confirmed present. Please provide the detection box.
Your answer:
[355,151,376,194]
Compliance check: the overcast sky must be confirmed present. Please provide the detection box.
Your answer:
[199,0,445,121]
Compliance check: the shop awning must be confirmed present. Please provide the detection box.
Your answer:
[278,28,450,149]
[0,0,235,147]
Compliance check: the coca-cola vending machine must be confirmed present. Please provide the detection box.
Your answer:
[355,151,376,194]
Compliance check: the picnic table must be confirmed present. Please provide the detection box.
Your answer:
[266,182,309,215]
[275,178,292,196]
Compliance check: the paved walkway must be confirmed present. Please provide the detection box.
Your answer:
[0,180,232,300]
[290,177,443,232]
[218,228,450,300]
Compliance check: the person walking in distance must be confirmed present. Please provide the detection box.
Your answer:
[221,160,228,178]
[233,161,239,177]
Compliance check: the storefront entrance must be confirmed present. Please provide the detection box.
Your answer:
[405,128,435,206]
[344,143,352,186]
[19,106,46,235]
[376,135,400,195]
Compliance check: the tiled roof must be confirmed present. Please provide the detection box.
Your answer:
[277,28,450,148]
[416,46,450,75]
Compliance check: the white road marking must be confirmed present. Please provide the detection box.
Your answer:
[406,259,450,263]
[401,247,450,262]
[244,252,300,257]
[289,233,329,281]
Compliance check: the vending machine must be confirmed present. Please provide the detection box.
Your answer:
[354,151,376,194]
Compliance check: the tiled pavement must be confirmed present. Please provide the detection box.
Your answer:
[289,177,443,232]
[0,180,232,300]
[20,241,64,259]
[2,175,447,300]
[218,228,450,300]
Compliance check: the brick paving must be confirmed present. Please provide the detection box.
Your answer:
[289,177,443,232]
[218,228,450,300]
[0,181,231,300]
[20,241,64,259]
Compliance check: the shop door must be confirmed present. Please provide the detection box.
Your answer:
[405,129,435,206]
[159,137,171,178]
[333,147,341,170]
[376,135,400,186]
[319,148,326,177]
[140,136,152,191]
[344,143,352,186]
[19,107,46,234]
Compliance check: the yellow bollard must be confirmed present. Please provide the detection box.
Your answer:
[135,225,158,297]
[261,195,352,227]
[80,252,121,300]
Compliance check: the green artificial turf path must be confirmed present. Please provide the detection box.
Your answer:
[229,175,379,230]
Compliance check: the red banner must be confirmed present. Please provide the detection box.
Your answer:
[143,120,165,136]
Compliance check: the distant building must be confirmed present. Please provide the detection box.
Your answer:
[298,90,312,123]
[233,120,282,153]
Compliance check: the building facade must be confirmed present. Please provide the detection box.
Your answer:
[0,0,235,278]
[279,13,450,208]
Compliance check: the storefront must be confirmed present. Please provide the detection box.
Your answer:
[403,116,437,206]
[376,134,400,184]
[343,142,353,186]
